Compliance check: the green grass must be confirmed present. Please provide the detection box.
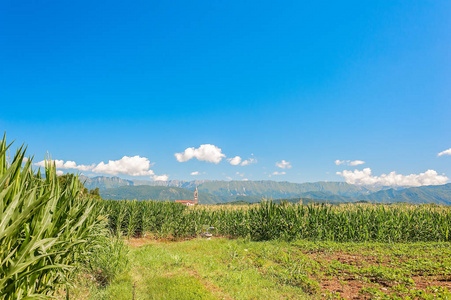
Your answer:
[70,238,451,300]
[77,238,312,299]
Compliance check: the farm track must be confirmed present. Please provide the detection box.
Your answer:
[97,237,450,300]
[127,238,233,300]
[61,237,451,299]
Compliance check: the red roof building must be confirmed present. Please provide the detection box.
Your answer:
[175,187,198,206]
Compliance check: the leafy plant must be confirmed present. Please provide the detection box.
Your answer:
[0,135,105,299]
[85,234,129,286]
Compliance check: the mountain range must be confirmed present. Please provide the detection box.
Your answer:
[100,186,226,204]
[82,176,451,205]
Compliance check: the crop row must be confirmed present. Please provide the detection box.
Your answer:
[101,199,451,242]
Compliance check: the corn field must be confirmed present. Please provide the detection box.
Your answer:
[0,136,105,299]
[102,200,451,242]
[2,131,451,299]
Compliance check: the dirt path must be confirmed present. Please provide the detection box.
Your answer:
[185,267,234,300]
[126,237,233,300]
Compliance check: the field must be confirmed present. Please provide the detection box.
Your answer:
[2,136,451,299]
[102,200,451,243]
[69,200,451,299]
[66,237,451,299]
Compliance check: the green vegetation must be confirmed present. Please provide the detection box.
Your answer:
[71,237,451,300]
[3,133,451,299]
[0,136,128,299]
[102,200,451,242]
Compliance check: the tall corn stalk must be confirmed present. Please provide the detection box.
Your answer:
[101,198,451,242]
[0,135,105,299]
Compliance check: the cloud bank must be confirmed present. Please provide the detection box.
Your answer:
[228,156,257,166]
[438,148,451,157]
[227,156,242,165]
[175,144,225,163]
[153,174,169,181]
[241,158,257,166]
[35,155,168,181]
[92,156,155,176]
[337,168,449,187]
[272,171,286,175]
[275,160,292,169]
[35,159,95,171]
[190,171,200,176]
[335,160,365,166]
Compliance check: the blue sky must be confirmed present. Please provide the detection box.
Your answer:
[1,0,450,185]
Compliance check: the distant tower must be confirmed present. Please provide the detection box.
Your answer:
[194,187,198,205]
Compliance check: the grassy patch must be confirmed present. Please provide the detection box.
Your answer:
[71,238,451,299]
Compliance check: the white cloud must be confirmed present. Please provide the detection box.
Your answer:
[272,171,286,175]
[74,164,96,171]
[35,155,168,180]
[228,156,257,166]
[191,171,200,176]
[349,160,365,166]
[34,160,55,168]
[35,159,95,171]
[236,171,244,177]
[92,156,155,176]
[227,156,242,165]
[241,158,257,166]
[175,144,225,163]
[438,148,451,157]
[152,174,169,181]
[226,176,232,180]
[56,170,64,176]
[242,178,249,181]
[275,160,291,169]
[335,159,365,166]
[337,168,449,187]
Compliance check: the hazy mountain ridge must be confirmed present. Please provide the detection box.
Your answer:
[100,186,226,204]
[196,181,380,198]
[133,179,210,190]
[86,176,451,205]
[81,177,382,198]
[100,183,451,205]
[361,183,451,205]
[297,191,357,202]
[79,175,133,190]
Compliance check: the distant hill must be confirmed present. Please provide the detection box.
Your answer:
[133,179,209,190]
[100,186,227,204]
[234,195,264,203]
[84,176,211,191]
[297,191,356,202]
[196,181,380,198]
[79,175,133,190]
[84,177,381,197]
[83,176,451,205]
[361,183,451,205]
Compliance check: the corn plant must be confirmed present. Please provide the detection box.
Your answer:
[0,135,105,299]
[100,198,451,243]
